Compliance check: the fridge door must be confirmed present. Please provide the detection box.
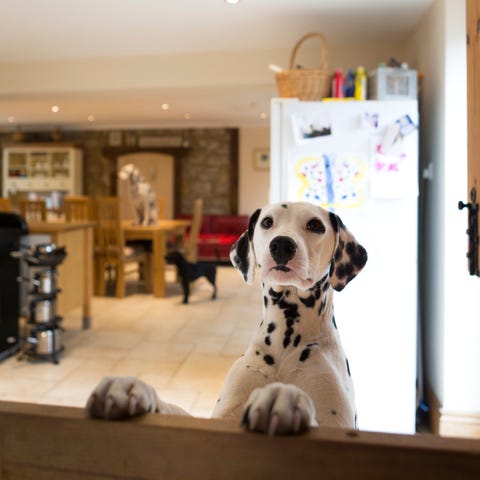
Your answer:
[270,99,419,434]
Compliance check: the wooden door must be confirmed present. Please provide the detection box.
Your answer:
[117,153,174,220]
[466,0,480,275]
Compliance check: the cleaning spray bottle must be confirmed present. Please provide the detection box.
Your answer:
[344,69,355,97]
[332,68,344,98]
[354,66,367,100]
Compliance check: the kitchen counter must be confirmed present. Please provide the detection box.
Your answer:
[27,221,94,329]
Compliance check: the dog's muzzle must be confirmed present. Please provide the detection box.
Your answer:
[269,236,297,266]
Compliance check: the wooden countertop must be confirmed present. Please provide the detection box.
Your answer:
[27,221,96,234]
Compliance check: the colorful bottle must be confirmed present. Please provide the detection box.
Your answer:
[332,68,344,98]
[344,69,355,97]
[354,66,367,100]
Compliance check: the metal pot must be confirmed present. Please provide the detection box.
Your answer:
[37,328,60,355]
[33,269,56,294]
[28,328,61,355]
[34,299,56,323]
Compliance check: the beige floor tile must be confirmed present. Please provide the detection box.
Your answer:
[0,266,259,415]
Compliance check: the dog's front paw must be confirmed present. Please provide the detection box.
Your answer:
[86,376,159,419]
[241,383,318,436]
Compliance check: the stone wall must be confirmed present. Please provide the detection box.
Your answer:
[0,127,238,215]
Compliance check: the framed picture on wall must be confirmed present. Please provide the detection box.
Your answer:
[253,148,270,170]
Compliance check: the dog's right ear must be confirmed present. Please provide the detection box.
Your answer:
[230,208,261,284]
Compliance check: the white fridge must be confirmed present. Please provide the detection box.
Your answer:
[270,98,419,434]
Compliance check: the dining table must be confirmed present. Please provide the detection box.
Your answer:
[122,219,191,297]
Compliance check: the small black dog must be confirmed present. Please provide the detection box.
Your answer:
[165,251,217,304]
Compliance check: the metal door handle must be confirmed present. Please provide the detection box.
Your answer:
[458,187,479,276]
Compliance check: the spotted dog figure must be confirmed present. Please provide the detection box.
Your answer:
[118,163,158,226]
[86,202,367,435]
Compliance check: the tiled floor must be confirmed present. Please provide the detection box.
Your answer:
[0,266,261,417]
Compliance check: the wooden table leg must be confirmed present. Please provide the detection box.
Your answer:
[152,230,166,297]
[82,226,93,329]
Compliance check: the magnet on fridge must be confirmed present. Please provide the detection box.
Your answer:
[396,114,417,137]
[360,112,379,129]
[379,122,400,154]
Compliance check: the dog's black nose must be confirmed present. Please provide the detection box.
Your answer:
[269,236,297,265]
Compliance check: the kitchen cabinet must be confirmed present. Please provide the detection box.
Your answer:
[2,145,83,208]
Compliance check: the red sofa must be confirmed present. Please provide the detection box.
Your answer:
[177,214,249,262]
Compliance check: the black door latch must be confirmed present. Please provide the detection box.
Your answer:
[458,187,479,276]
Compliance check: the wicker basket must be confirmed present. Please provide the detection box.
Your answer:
[275,32,330,101]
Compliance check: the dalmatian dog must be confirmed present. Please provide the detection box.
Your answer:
[86,201,367,435]
[118,163,158,226]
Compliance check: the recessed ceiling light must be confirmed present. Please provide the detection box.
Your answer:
[225,0,240,4]
[51,105,60,113]
[7,116,15,123]
[161,103,170,111]
[87,114,95,122]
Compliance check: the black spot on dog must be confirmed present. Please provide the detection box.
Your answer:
[346,358,351,377]
[322,280,330,293]
[281,204,288,209]
[283,327,294,348]
[293,334,301,347]
[263,296,268,308]
[335,263,347,280]
[299,295,315,308]
[263,354,275,365]
[318,299,327,315]
[267,322,276,333]
[217,398,221,403]
[299,348,311,362]
[278,299,299,322]
[329,262,335,276]
[255,351,259,355]
[269,288,283,304]
[264,336,271,346]
[232,234,250,282]
[332,316,338,329]
[306,342,319,348]
[331,409,337,415]
[247,208,261,241]
[349,243,368,269]
[329,212,339,233]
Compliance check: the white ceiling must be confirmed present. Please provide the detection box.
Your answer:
[0,0,434,130]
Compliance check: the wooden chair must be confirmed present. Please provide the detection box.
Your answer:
[0,197,12,211]
[93,197,151,298]
[64,195,92,222]
[156,197,165,220]
[185,198,203,263]
[19,200,47,222]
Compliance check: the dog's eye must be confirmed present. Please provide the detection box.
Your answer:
[260,216,273,229]
[307,218,325,234]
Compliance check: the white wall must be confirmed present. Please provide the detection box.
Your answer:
[238,127,270,215]
[405,0,446,410]
[441,0,480,415]
[406,0,480,417]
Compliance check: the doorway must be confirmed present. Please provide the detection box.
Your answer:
[117,152,174,220]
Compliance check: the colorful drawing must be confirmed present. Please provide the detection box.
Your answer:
[291,113,332,145]
[370,143,415,199]
[295,154,367,209]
